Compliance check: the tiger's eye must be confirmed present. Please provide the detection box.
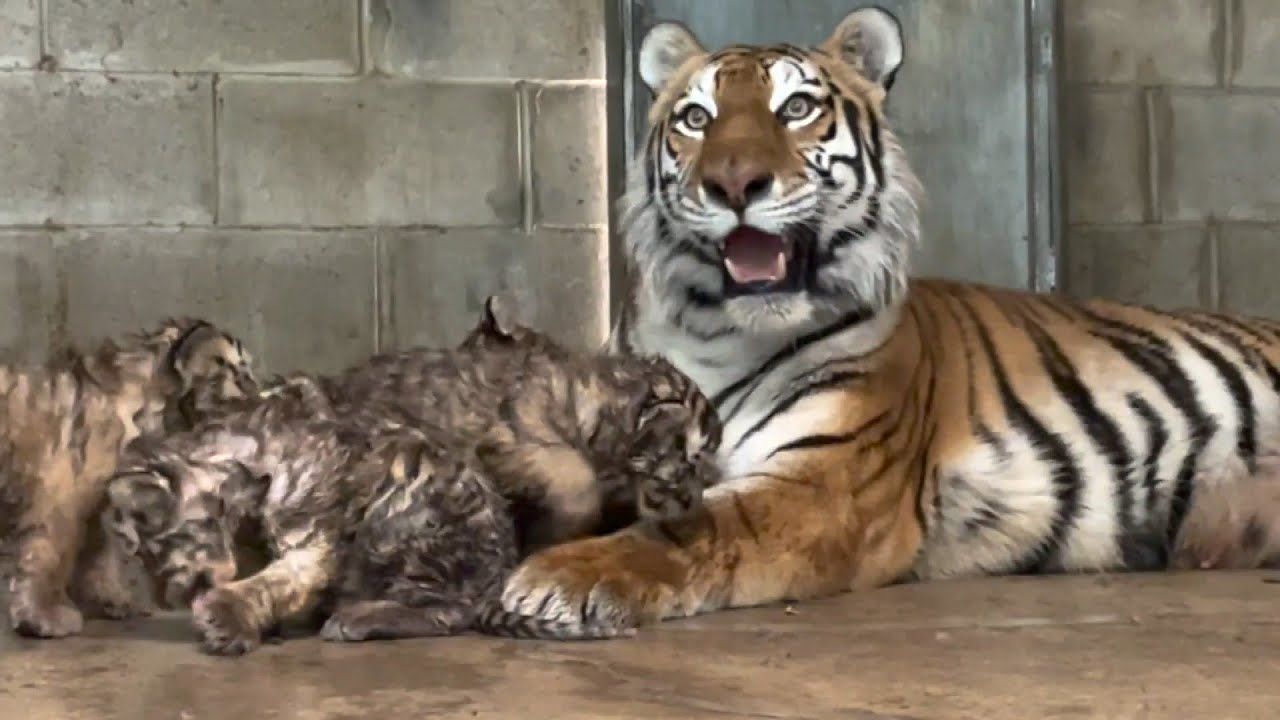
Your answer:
[682,105,710,131]
[780,94,815,121]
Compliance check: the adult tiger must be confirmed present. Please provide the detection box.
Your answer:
[501,7,1280,630]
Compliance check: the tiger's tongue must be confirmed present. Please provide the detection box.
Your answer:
[723,227,787,285]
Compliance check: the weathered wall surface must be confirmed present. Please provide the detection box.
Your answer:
[0,0,608,373]
[1061,0,1280,315]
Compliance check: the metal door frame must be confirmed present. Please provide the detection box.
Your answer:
[603,0,1063,324]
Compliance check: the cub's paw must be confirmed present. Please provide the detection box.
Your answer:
[192,588,261,656]
[8,589,85,639]
[319,609,372,643]
[636,474,702,521]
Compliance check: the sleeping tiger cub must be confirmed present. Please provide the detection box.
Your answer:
[102,301,720,654]
[500,7,1280,632]
[0,318,256,638]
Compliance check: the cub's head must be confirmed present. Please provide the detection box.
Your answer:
[626,8,921,335]
[157,319,258,413]
[103,463,265,609]
[621,356,724,520]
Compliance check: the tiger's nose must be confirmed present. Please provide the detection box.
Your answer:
[701,160,774,212]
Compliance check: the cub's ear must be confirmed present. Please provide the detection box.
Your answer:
[638,20,706,95]
[476,294,521,339]
[820,6,905,91]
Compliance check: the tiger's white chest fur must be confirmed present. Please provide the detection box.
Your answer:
[627,302,901,490]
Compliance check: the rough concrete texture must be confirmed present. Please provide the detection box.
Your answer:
[1065,225,1208,309]
[1062,1,1280,319]
[367,0,605,81]
[530,84,609,228]
[1157,92,1280,222]
[381,227,608,352]
[3,572,1278,719]
[47,0,359,73]
[217,77,521,228]
[1061,0,1221,85]
[0,0,38,69]
[0,73,214,226]
[0,1,609,366]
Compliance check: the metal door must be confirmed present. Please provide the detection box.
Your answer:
[604,0,1061,317]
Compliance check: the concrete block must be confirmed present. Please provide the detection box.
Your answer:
[0,74,214,225]
[530,84,608,227]
[55,229,377,375]
[0,0,38,69]
[1062,0,1221,85]
[368,0,604,81]
[1232,0,1280,87]
[1064,225,1207,309]
[1064,88,1146,224]
[0,233,57,365]
[1158,92,1280,222]
[1218,224,1280,319]
[47,0,359,73]
[218,78,520,227]
[380,227,607,351]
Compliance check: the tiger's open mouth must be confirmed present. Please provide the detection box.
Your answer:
[721,225,805,296]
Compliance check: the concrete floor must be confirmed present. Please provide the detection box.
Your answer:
[2,571,1278,720]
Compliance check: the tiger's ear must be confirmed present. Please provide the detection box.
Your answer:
[638,21,706,94]
[820,6,904,91]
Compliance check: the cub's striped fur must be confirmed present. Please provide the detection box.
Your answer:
[502,8,1280,631]
[104,301,720,654]
[1,318,256,638]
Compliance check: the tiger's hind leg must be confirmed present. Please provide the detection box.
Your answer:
[318,599,472,642]
[1170,454,1280,570]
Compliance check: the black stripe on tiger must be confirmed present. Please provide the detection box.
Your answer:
[711,305,875,415]
[1123,393,1170,570]
[1021,318,1139,569]
[958,296,1082,573]
[1176,330,1258,474]
[1080,310,1217,553]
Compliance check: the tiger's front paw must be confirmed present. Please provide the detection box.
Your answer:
[501,531,688,631]
[192,588,261,656]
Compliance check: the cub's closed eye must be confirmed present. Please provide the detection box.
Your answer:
[778,93,818,122]
[677,104,711,132]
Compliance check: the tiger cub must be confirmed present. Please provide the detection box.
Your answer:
[102,302,722,654]
[0,318,257,638]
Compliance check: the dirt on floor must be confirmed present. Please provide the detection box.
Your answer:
[2,571,1278,720]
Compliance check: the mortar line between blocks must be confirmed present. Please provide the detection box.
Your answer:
[1141,87,1162,224]
[1219,0,1232,88]
[516,81,535,234]
[212,74,221,225]
[1206,222,1222,310]
[37,0,48,59]
[358,0,370,75]
[373,232,384,352]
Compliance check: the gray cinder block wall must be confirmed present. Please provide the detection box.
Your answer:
[0,0,608,373]
[1062,0,1280,315]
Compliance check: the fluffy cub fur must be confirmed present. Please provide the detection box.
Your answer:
[103,301,722,655]
[0,318,256,638]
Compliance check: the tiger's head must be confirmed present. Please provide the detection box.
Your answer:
[624,7,922,336]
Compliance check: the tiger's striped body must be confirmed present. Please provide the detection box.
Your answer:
[501,8,1280,630]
